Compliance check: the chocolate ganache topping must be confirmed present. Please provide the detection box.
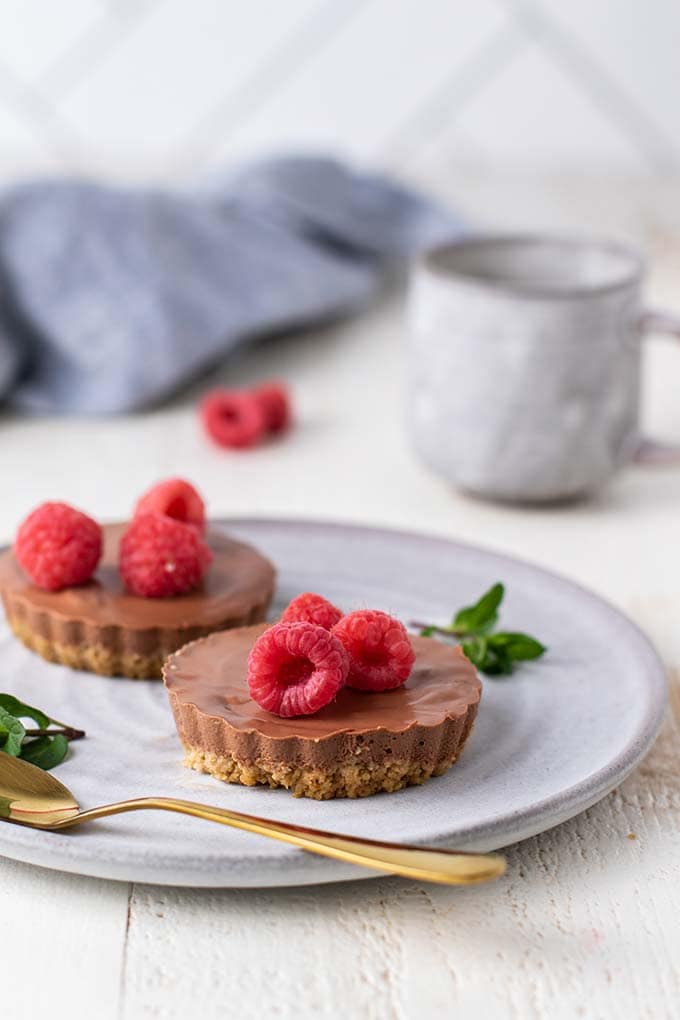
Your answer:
[0,524,275,637]
[165,623,481,748]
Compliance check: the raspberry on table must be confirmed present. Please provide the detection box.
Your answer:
[253,381,292,434]
[280,592,343,630]
[200,389,266,449]
[119,513,212,598]
[247,621,349,717]
[134,478,206,533]
[332,610,415,691]
[14,501,102,591]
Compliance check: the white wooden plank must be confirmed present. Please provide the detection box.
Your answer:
[0,860,130,1020]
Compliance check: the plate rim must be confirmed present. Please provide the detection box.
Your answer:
[0,516,668,886]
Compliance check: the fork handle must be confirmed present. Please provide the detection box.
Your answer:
[59,796,505,885]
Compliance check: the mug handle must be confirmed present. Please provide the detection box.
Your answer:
[634,310,680,465]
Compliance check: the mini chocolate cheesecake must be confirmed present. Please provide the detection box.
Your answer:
[0,525,275,680]
[164,623,481,799]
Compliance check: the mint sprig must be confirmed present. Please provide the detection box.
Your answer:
[412,583,546,676]
[0,694,84,770]
[0,706,27,757]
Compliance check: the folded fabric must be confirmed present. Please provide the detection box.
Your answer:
[0,156,461,414]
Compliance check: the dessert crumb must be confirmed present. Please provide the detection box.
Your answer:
[627,832,637,840]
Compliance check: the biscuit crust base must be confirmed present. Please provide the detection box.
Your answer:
[183,743,469,800]
[6,611,270,681]
[8,617,167,679]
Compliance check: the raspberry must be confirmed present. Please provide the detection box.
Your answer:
[332,610,415,691]
[280,592,343,630]
[247,622,349,717]
[134,478,206,533]
[119,513,212,598]
[200,389,266,449]
[253,381,291,434]
[14,502,102,591]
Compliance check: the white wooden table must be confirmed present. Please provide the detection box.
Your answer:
[1,180,679,1019]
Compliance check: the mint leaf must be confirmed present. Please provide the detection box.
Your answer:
[20,734,69,771]
[0,694,50,729]
[462,637,514,675]
[453,583,504,635]
[0,796,13,818]
[461,636,488,669]
[488,633,546,662]
[0,693,84,770]
[415,582,546,677]
[480,645,514,676]
[0,707,26,757]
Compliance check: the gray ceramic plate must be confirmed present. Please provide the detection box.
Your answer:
[0,519,667,887]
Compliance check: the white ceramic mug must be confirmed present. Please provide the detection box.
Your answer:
[408,234,680,502]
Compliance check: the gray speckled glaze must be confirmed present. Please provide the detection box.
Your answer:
[0,520,666,888]
[409,235,668,502]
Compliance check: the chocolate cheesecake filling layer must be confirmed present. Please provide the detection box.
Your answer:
[0,525,276,677]
[165,624,481,775]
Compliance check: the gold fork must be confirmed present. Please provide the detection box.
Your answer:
[0,752,505,885]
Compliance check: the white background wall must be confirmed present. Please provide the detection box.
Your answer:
[0,0,678,187]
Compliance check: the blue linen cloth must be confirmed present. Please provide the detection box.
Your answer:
[0,156,460,414]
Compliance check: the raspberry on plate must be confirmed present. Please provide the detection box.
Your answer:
[14,501,102,592]
[247,621,349,717]
[200,389,266,449]
[134,478,206,533]
[119,513,212,598]
[332,610,415,691]
[280,592,343,630]
[253,381,291,434]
